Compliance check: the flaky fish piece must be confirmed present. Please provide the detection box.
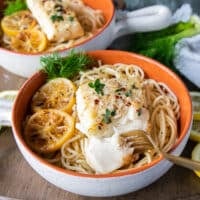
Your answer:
[26,0,84,42]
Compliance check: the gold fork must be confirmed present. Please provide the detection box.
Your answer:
[121,130,200,171]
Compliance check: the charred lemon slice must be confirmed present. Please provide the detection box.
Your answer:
[24,109,75,153]
[1,10,37,37]
[10,29,47,53]
[31,78,76,113]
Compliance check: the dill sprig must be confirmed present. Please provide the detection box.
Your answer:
[40,50,95,80]
[4,0,27,16]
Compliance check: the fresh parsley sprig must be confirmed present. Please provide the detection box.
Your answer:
[50,14,64,22]
[40,50,94,80]
[4,0,27,16]
[88,79,105,95]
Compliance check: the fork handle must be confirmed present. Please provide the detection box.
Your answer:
[162,151,200,171]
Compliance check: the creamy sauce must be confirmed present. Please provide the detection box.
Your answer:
[27,0,84,42]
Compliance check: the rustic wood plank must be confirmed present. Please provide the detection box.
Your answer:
[1,128,200,200]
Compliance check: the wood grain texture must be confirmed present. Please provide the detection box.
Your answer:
[0,103,200,199]
[0,129,200,200]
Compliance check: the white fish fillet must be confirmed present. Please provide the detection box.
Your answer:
[26,0,84,42]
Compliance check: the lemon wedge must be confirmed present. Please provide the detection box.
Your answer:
[191,143,200,177]
[0,90,18,130]
[189,92,200,142]
[190,113,200,142]
[0,90,18,100]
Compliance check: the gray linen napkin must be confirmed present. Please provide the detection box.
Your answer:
[172,4,200,88]
[174,35,200,88]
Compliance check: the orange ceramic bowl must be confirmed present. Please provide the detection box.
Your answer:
[11,50,192,197]
[0,0,171,77]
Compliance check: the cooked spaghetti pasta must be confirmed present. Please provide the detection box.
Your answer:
[60,63,179,174]
[61,130,94,174]
[24,62,180,174]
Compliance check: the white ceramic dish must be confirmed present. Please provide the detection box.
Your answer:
[9,50,192,197]
[0,0,172,77]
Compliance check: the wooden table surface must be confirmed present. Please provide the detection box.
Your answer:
[0,55,200,200]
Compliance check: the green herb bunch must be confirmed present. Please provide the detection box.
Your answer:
[40,50,95,80]
[88,79,105,95]
[102,108,116,124]
[129,16,200,71]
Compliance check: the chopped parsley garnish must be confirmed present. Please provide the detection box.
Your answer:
[88,79,105,95]
[125,90,132,97]
[68,16,74,22]
[115,87,132,97]
[102,109,116,124]
[50,14,64,22]
[136,108,142,116]
[115,88,125,93]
